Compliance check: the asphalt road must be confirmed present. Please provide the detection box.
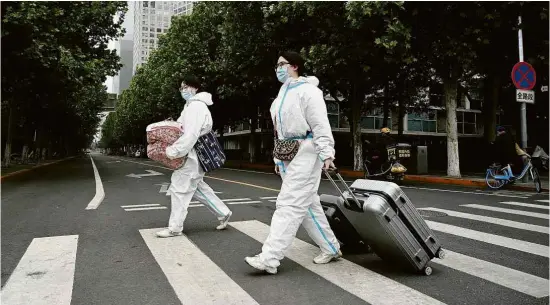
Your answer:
[2,153,549,305]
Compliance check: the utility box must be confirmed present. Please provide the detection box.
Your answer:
[417,146,428,174]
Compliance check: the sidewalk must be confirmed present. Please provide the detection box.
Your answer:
[0,157,76,181]
[223,160,549,192]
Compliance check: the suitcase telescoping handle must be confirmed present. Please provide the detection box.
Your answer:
[323,168,363,210]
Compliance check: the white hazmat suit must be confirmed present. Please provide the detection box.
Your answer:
[159,92,232,236]
[250,76,341,271]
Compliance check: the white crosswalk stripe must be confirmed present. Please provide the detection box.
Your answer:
[3,197,549,304]
[462,204,550,219]
[499,201,550,210]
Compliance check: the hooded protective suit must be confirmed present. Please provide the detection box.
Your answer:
[258,76,340,268]
[164,92,231,233]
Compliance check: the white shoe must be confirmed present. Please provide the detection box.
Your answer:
[156,229,183,238]
[313,250,342,264]
[216,211,232,230]
[244,255,277,274]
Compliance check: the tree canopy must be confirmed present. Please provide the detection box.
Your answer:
[2,1,127,164]
[95,1,548,174]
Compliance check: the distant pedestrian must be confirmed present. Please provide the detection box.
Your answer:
[156,75,232,238]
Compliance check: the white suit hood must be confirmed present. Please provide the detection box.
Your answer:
[188,92,213,106]
[166,92,214,162]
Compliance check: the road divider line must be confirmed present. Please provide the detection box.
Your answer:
[268,200,277,203]
[433,250,549,298]
[425,220,549,257]
[535,199,549,203]
[403,186,527,198]
[462,204,549,219]
[419,207,548,234]
[1,235,79,305]
[86,156,105,210]
[124,206,167,211]
[259,196,278,200]
[139,228,260,305]
[231,220,446,305]
[500,201,550,210]
[120,204,161,208]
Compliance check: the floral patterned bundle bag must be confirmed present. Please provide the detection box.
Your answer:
[146,121,186,170]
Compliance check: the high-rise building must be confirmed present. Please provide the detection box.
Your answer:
[132,1,193,74]
[111,3,134,95]
[113,39,134,95]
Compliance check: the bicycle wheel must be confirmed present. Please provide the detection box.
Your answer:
[486,168,506,189]
[531,167,542,193]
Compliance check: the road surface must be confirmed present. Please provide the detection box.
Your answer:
[2,154,549,305]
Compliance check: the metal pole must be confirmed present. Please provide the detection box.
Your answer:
[518,16,529,182]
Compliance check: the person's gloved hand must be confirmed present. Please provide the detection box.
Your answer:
[323,158,336,170]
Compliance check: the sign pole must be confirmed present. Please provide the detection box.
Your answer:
[518,15,529,182]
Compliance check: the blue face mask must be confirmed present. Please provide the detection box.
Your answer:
[181,90,194,101]
[276,67,289,83]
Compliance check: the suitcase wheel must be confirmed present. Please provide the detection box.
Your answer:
[423,266,433,276]
[436,249,446,260]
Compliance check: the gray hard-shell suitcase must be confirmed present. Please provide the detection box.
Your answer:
[347,179,445,260]
[322,169,438,275]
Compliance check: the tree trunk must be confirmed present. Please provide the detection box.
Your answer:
[483,75,499,143]
[3,106,14,167]
[444,76,461,177]
[397,77,406,138]
[383,78,390,128]
[351,84,363,171]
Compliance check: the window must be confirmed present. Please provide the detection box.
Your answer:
[457,111,477,134]
[150,33,155,37]
[360,108,391,130]
[149,39,154,43]
[407,111,436,132]
[326,100,339,128]
[143,1,148,7]
[156,28,162,33]
[150,1,155,8]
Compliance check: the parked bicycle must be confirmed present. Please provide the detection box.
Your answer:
[485,156,542,193]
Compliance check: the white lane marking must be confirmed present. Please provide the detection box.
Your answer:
[536,199,549,203]
[189,201,262,208]
[220,167,273,175]
[419,207,548,234]
[190,198,251,204]
[433,250,549,298]
[120,204,161,208]
[425,220,549,257]
[1,235,78,305]
[231,220,446,305]
[139,228,259,305]
[259,196,278,200]
[462,204,549,219]
[126,170,164,178]
[500,201,550,210]
[86,156,105,210]
[124,206,168,211]
[403,186,528,199]
[268,200,277,203]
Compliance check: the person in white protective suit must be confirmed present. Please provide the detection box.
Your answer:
[156,75,233,238]
[245,51,341,274]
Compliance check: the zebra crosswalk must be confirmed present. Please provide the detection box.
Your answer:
[2,197,549,305]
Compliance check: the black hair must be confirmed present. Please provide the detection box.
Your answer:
[279,51,305,76]
[181,75,202,91]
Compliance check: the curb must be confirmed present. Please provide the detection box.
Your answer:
[223,161,548,192]
[0,156,76,181]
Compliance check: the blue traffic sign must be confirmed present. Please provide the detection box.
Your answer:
[511,62,536,90]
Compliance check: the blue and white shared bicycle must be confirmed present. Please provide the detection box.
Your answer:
[485,156,542,193]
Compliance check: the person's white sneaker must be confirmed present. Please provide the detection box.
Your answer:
[313,250,343,264]
[156,229,183,238]
[216,211,233,230]
[244,255,277,274]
